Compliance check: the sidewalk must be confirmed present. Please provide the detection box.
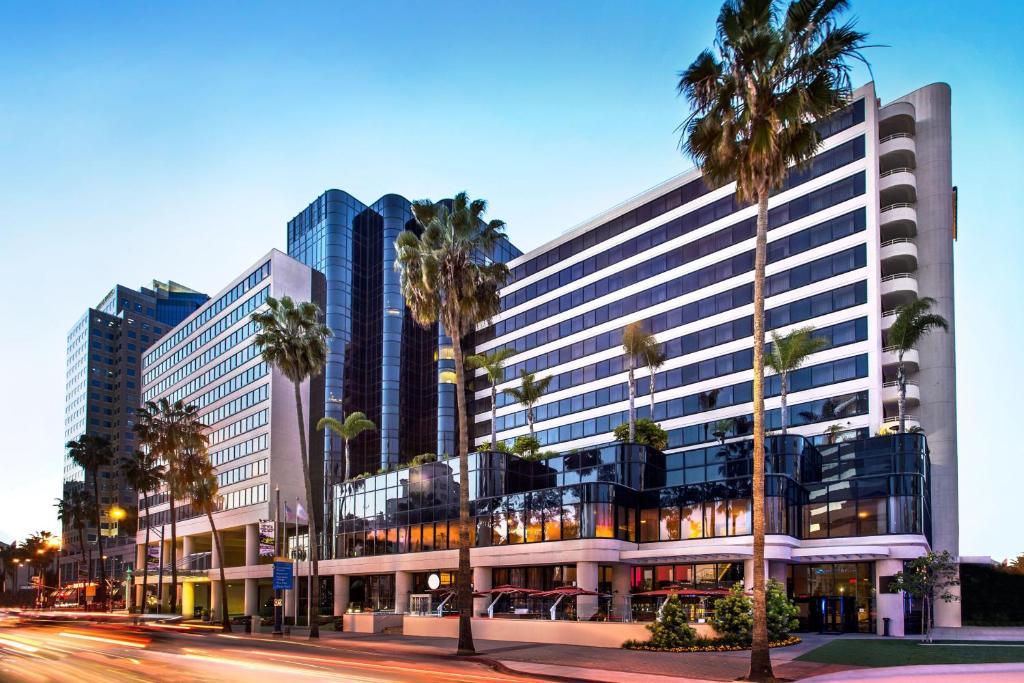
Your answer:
[272,628,861,681]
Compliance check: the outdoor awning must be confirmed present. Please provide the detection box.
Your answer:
[533,586,608,598]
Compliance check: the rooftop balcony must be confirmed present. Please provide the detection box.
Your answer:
[880,202,917,240]
[878,101,916,138]
[881,272,918,307]
[882,346,919,372]
[879,132,916,169]
[880,238,918,276]
[883,381,920,406]
[879,167,917,205]
[882,414,921,433]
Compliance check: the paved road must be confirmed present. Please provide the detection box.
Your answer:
[0,616,540,682]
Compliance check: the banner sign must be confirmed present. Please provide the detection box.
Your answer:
[272,561,293,590]
[258,520,275,557]
[147,545,160,568]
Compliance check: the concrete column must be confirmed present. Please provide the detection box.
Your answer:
[395,571,413,614]
[245,524,259,567]
[576,561,599,620]
[284,583,296,622]
[182,535,194,559]
[244,578,259,617]
[769,560,788,587]
[472,566,491,617]
[181,581,195,620]
[611,563,632,623]
[210,580,222,623]
[876,559,905,637]
[743,559,770,591]
[333,574,350,616]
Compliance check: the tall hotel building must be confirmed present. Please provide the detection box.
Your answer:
[135,251,324,617]
[61,281,207,585]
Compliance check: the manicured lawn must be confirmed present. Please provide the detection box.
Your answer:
[796,639,1024,667]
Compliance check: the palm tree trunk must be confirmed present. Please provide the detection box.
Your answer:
[168,495,177,613]
[528,406,535,439]
[748,189,774,682]
[628,360,636,442]
[779,372,788,436]
[292,381,320,639]
[77,525,88,604]
[141,495,151,614]
[92,472,108,607]
[451,332,476,656]
[490,385,497,448]
[206,511,232,633]
[649,371,656,414]
[343,438,350,483]
[897,358,906,433]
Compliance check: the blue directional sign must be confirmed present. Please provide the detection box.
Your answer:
[272,561,293,590]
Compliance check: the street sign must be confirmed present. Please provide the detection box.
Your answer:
[272,561,293,590]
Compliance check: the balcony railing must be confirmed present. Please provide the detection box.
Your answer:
[882,308,899,318]
[881,202,915,213]
[880,132,914,143]
[881,273,916,283]
[880,166,915,179]
[881,238,915,248]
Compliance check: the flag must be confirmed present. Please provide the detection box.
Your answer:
[284,502,294,523]
[296,502,308,524]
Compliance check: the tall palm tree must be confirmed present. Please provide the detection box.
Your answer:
[54,487,94,595]
[252,296,331,638]
[502,369,552,440]
[622,322,660,441]
[179,438,231,633]
[766,327,827,435]
[120,450,165,613]
[466,347,516,449]
[888,297,948,432]
[65,435,114,606]
[396,192,509,656]
[135,398,203,614]
[678,1,867,678]
[644,345,667,415]
[317,412,376,484]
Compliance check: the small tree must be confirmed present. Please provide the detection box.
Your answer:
[888,298,948,432]
[766,327,827,435]
[765,579,799,641]
[502,369,552,439]
[466,347,515,448]
[614,418,668,450]
[712,582,753,645]
[622,322,660,441]
[647,594,698,649]
[511,435,542,457]
[889,550,960,642]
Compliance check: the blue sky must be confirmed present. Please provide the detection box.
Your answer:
[0,1,1020,559]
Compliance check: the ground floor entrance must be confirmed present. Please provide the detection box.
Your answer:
[788,562,875,633]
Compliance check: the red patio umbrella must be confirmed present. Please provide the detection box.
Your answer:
[533,586,607,598]
[475,584,541,595]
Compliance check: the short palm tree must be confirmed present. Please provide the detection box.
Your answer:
[180,440,230,633]
[396,192,509,656]
[622,322,660,441]
[678,1,867,678]
[55,487,94,592]
[766,327,827,435]
[65,435,114,606]
[644,346,667,415]
[317,412,376,484]
[120,450,165,613]
[466,347,516,449]
[502,369,552,441]
[252,295,331,638]
[888,297,948,432]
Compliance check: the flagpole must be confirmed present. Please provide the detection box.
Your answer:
[294,497,299,625]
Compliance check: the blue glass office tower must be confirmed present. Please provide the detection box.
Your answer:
[287,191,520,484]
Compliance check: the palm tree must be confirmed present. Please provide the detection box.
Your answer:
[252,296,331,638]
[502,369,552,440]
[65,435,114,607]
[466,347,516,449]
[887,297,948,432]
[135,398,203,614]
[766,327,827,435]
[644,346,667,415]
[179,438,231,633]
[678,2,867,678]
[316,412,376,484]
[396,192,509,656]
[120,450,165,613]
[622,322,660,441]
[54,487,94,595]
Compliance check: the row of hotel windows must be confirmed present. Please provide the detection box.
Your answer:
[217,458,268,488]
[144,286,268,384]
[487,316,866,413]
[146,260,270,365]
[190,363,268,412]
[201,383,268,426]
[492,354,868,433]
[492,245,867,386]
[493,194,864,339]
[508,100,864,283]
[156,344,262,406]
[208,409,268,446]
[491,206,866,361]
[144,320,260,399]
[210,433,268,468]
[140,483,269,528]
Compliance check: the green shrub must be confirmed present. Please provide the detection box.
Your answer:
[512,435,541,456]
[711,582,752,645]
[766,578,799,641]
[613,418,668,450]
[409,453,438,466]
[645,595,697,649]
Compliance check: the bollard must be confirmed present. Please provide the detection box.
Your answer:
[883,617,891,637]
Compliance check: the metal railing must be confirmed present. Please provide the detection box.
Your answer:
[880,132,914,143]
[881,273,917,282]
[883,414,918,423]
[880,166,915,178]
[882,308,899,318]
[881,202,915,213]
[883,380,918,389]
[881,238,915,248]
